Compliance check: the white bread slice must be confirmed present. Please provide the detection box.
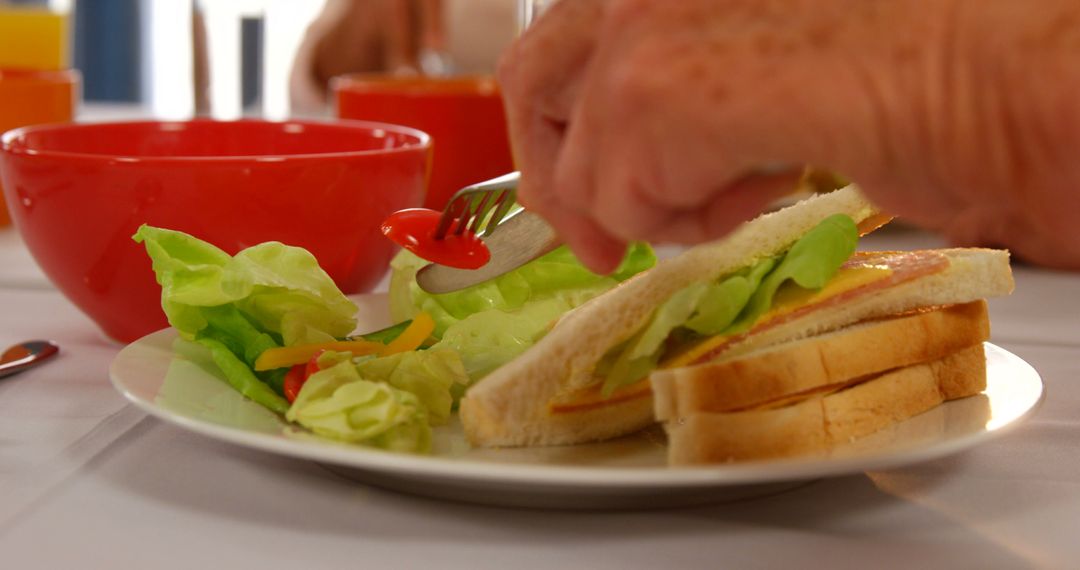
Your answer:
[461,186,880,447]
[666,343,987,465]
[652,301,990,421]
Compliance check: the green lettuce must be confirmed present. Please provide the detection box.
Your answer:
[389,244,656,338]
[286,359,431,453]
[134,225,357,345]
[601,214,859,394]
[354,348,469,423]
[726,214,859,333]
[134,225,359,409]
[433,297,572,383]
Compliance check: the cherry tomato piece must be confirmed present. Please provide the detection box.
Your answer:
[380,208,491,270]
[305,349,325,378]
[283,350,329,405]
[282,364,307,404]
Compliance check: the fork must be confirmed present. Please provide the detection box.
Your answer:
[432,172,521,239]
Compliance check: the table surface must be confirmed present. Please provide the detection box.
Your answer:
[2,199,1079,566]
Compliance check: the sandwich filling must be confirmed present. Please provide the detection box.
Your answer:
[549,248,951,414]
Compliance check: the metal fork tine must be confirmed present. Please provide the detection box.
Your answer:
[464,191,498,235]
[480,190,515,237]
[433,195,466,239]
[452,193,483,236]
[432,172,522,240]
[468,188,509,236]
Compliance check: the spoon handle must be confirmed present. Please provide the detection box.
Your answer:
[0,340,60,379]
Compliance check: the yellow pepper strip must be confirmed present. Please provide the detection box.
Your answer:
[254,339,384,371]
[379,312,435,356]
[253,312,437,371]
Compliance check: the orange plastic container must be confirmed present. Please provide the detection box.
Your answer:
[0,68,79,226]
[333,74,514,209]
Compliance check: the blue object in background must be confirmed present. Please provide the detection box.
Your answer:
[73,0,142,102]
[241,15,263,110]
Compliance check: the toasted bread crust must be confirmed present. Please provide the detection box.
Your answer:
[666,344,987,465]
[652,301,990,420]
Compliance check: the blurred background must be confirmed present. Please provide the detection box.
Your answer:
[2,0,515,120]
[6,0,326,119]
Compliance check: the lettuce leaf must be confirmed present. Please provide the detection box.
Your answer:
[725,213,858,333]
[134,225,357,346]
[286,360,431,453]
[433,297,572,383]
[600,214,858,395]
[684,256,777,335]
[197,336,289,414]
[599,282,708,396]
[389,244,656,338]
[134,225,359,406]
[354,348,468,424]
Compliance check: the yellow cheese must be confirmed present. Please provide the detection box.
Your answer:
[0,9,68,70]
[662,266,893,368]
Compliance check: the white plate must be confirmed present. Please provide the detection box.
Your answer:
[109,295,1044,509]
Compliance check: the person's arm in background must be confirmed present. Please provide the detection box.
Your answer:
[499,0,1080,272]
[290,0,513,114]
[290,0,428,114]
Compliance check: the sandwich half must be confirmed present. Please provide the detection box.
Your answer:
[459,186,1013,449]
[656,301,989,464]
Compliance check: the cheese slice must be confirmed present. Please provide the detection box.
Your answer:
[663,265,893,368]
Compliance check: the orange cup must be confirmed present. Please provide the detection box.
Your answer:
[333,74,514,209]
[0,68,79,226]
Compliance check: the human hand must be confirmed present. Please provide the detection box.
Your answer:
[499,0,1080,271]
[292,0,446,110]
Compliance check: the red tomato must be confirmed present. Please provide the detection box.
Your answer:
[282,364,307,404]
[304,350,324,378]
[380,208,491,270]
[284,351,328,404]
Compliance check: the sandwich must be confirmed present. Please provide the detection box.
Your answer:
[459,186,1014,463]
[654,301,989,464]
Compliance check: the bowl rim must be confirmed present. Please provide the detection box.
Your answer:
[0,117,433,162]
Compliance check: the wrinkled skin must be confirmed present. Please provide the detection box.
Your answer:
[498,0,1080,272]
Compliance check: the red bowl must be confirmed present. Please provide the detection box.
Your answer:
[0,119,431,343]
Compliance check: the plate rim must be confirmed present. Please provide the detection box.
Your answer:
[109,328,1044,489]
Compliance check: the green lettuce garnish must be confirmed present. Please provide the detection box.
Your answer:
[134,225,357,345]
[286,359,431,453]
[134,225,360,413]
[354,348,469,423]
[433,297,573,383]
[726,213,859,333]
[389,244,656,338]
[134,225,657,454]
[601,214,859,395]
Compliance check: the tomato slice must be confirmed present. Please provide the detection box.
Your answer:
[380,208,491,270]
[282,364,307,404]
[283,350,328,404]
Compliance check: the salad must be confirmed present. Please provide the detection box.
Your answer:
[133,225,656,453]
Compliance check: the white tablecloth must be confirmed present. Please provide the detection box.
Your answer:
[1,222,1079,569]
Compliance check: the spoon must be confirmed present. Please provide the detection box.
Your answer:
[0,340,60,379]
